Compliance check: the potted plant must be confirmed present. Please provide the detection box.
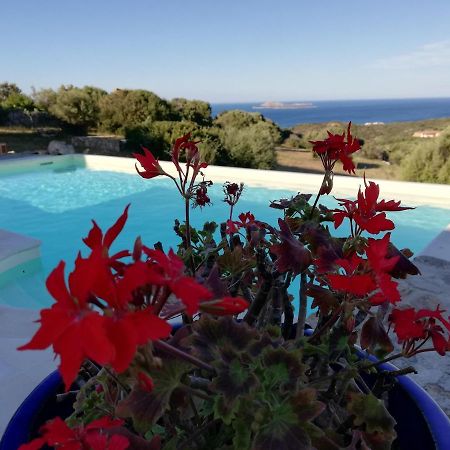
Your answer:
[7,126,450,449]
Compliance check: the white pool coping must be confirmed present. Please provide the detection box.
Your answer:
[78,154,450,209]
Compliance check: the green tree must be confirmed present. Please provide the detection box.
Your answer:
[215,110,263,128]
[99,89,172,132]
[0,82,21,103]
[170,98,212,125]
[49,85,106,131]
[215,110,282,169]
[31,87,58,111]
[401,127,450,183]
[1,92,35,111]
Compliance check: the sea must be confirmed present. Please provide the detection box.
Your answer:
[211,98,450,128]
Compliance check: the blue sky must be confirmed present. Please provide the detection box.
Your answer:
[2,0,450,102]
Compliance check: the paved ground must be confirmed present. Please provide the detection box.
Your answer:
[394,255,450,415]
[0,306,56,436]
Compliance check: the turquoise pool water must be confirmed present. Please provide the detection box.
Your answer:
[0,166,449,308]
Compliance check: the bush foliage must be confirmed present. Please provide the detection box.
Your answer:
[3,81,450,179]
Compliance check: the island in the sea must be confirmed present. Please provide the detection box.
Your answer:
[252,101,316,110]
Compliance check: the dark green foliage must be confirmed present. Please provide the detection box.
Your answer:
[347,393,397,450]
[215,110,282,169]
[99,89,172,132]
[1,92,35,111]
[124,125,169,159]
[401,126,450,183]
[0,82,22,103]
[31,87,58,111]
[47,85,107,132]
[116,359,193,433]
[170,98,212,125]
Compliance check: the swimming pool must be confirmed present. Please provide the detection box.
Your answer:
[0,164,449,308]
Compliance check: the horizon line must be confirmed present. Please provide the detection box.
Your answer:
[210,95,450,104]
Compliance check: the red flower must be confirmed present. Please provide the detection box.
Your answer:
[389,306,450,355]
[199,296,249,316]
[223,181,244,206]
[310,122,360,174]
[134,147,164,179]
[144,249,213,314]
[19,243,172,388]
[83,205,131,274]
[105,309,172,373]
[138,371,154,392]
[327,254,376,297]
[171,133,207,174]
[18,254,115,390]
[365,234,400,305]
[19,416,129,450]
[193,183,211,208]
[333,178,412,235]
[225,219,239,235]
[226,212,260,235]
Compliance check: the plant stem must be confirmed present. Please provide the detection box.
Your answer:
[309,171,328,219]
[296,272,308,339]
[154,340,215,373]
[360,351,405,369]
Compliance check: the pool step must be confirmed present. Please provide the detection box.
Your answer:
[0,229,41,275]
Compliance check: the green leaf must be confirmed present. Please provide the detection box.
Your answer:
[213,395,240,425]
[212,357,259,400]
[347,393,396,450]
[290,388,325,422]
[233,417,252,449]
[252,402,312,450]
[261,347,306,391]
[116,359,192,433]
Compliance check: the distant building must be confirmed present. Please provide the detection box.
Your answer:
[412,130,441,138]
[364,122,385,126]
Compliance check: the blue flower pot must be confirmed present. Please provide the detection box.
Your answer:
[2,354,449,449]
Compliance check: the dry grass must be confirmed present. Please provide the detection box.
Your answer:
[275,148,399,180]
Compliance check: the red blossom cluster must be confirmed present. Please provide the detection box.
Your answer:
[134,133,211,209]
[333,177,413,235]
[325,233,401,305]
[19,206,248,391]
[20,417,128,450]
[310,122,361,175]
[225,211,259,235]
[389,306,450,356]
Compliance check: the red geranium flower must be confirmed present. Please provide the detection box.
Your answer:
[19,416,129,450]
[144,248,213,314]
[134,147,165,179]
[389,306,450,355]
[199,296,249,316]
[310,122,360,174]
[333,177,412,235]
[171,133,207,175]
[327,254,376,297]
[18,253,115,390]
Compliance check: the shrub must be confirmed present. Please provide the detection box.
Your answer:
[48,85,107,133]
[170,98,212,125]
[215,111,282,169]
[99,89,172,133]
